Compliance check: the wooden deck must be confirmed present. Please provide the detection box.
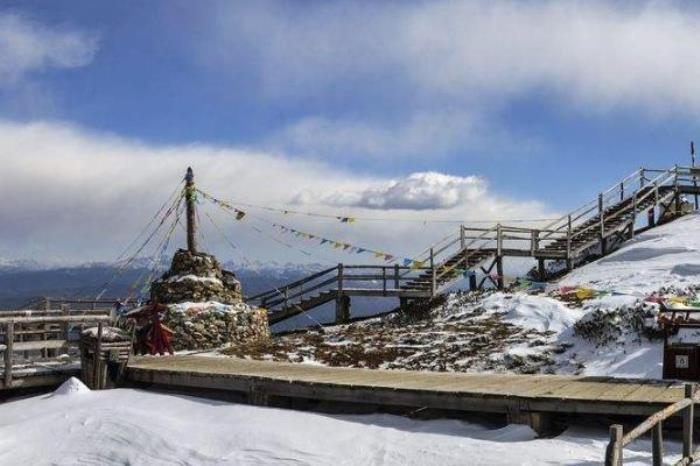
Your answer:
[126,356,687,417]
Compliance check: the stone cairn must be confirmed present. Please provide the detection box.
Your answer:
[150,248,268,351]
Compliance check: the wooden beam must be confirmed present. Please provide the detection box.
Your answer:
[3,322,13,388]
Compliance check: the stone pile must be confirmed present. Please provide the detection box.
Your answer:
[147,248,268,351]
[151,249,242,304]
[163,302,268,351]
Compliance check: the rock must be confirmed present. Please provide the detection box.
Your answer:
[162,302,269,351]
[151,249,242,304]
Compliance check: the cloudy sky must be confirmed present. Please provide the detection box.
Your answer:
[1,0,700,266]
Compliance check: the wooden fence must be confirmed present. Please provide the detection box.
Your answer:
[1,309,112,389]
[605,383,699,466]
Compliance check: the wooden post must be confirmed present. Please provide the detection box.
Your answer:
[337,264,344,295]
[620,182,624,202]
[631,192,637,239]
[599,193,606,255]
[394,264,399,290]
[430,248,436,297]
[4,322,13,389]
[460,225,465,249]
[537,259,545,281]
[335,295,350,324]
[185,167,197,254]
[640,167,645,189]
[468,272,477,291]
[44,297,50,311]
[496,224,503,257]
[382,267,387,295]
[652,421,663,466]
[683,383,694,459]
[605,424,623,466]
[566,215,572,270]
[496,256,504,290]
[530,230,538,256]
[94,322,103,390]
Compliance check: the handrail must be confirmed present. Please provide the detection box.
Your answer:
[245,265,339,302]
[606,383,697,466]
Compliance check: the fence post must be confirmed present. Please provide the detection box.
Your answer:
[684,383,695,459]
[460,225,465,249]
[283,286,289,309]
[652,421,663,466]
[640,167,645,189]
[620,182,624,202]
[496,224,503,257]
[394,263,399,289]
[3,322,13,388]
[631,192,637,239]
[566,215,572,270]
[337,264,344,295]
[599,193,606,255]
[44,297,50,311]
[93,322,103,390]
[382,267,387,295]
[605,424,623,466]
[530,230,538,256]
[430,248,436,297]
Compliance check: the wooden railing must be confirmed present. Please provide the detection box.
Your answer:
[248,165,700,314]
[246,263,435,311]
[605,383,698,466]
[0,310,112,389]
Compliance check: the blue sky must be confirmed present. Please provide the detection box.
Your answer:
[2,1,700,264]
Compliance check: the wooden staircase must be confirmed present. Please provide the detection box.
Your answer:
[247,165,700,326]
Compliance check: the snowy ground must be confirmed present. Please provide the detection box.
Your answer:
[228,214,700,379]
[0,378,680,466]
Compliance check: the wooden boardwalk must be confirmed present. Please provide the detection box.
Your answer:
[127,355,686,418]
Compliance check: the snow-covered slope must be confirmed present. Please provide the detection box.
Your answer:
[0,378,679,465]
[562,213,700,294]
[232,214,700,380]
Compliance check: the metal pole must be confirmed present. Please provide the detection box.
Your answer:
[185,167,197,254]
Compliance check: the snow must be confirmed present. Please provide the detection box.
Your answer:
[0,387,679,465]
[166,274,222,285]
[562,214,700,294]
[51,377,90,396]
[480,293,585,333]
[81,326,129,341]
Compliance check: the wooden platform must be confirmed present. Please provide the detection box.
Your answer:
[126,356,687,417]
[0,362,80,391]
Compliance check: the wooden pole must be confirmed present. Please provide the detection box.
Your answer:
[185,167,197,254]
[4,322,13,388]
[605,424,623,466]
[683,383,694,459]
[430,248,436,297]
[652,421,663,466]
[94,322,103,390]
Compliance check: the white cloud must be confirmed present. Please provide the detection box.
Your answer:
[298,172,487,210]
[0,120,554,265]
[0,12,98,86]
[272,112,493,160]
[205,1,700,116]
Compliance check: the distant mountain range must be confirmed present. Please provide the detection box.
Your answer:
[0,260,325,310]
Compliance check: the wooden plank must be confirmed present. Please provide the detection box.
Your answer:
[0,315,111,325]
[125,356,692,418]
[12,340,68,352]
